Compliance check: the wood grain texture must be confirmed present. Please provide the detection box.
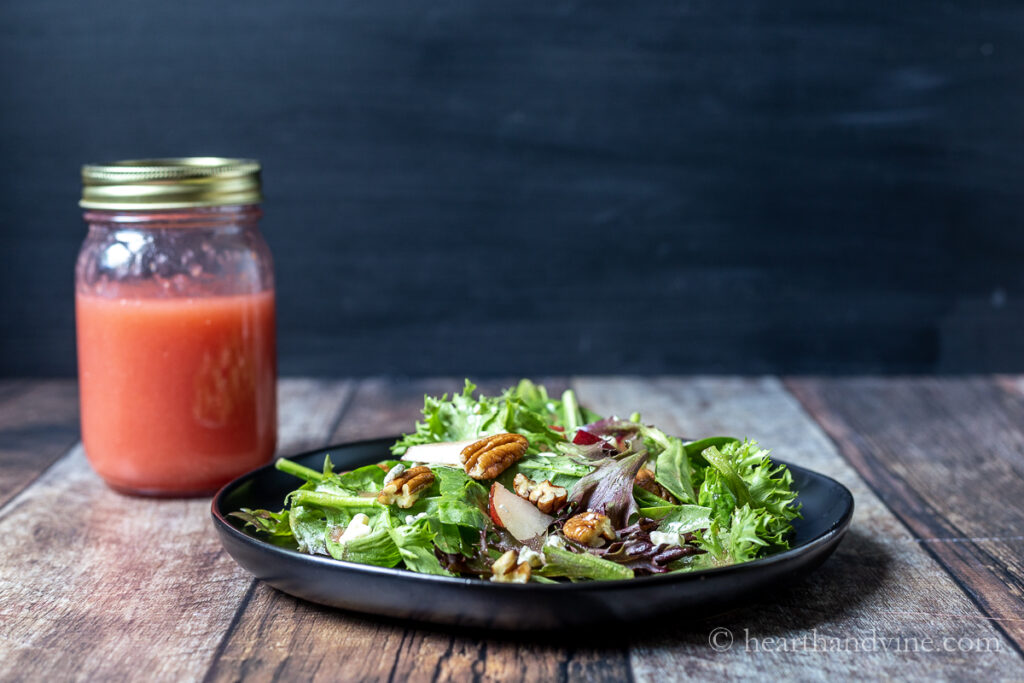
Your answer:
[0,380,79,508]
[0,379,352,683]
[204,376,632,683]
[575,377,1024,680]
[5,376,1024,681]
[786,376,1024,654]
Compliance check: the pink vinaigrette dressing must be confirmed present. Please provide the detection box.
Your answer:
[76,290,277,495]
[76,159,277,496]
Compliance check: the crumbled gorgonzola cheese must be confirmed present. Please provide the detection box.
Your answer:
[518,547,544,567]
[338,513,373,542]
[544,535,566,549]
[649,530,681,548]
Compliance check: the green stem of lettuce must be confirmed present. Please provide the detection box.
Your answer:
[290,490,380,510]
[540,546,634,581]
[276,458,324,483]
[561,389,582,432]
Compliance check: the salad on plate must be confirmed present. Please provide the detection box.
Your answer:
[233,380,801,583]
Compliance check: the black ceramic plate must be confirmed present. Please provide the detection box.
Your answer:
[212,437,854,630]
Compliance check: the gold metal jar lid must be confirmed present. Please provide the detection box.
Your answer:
[80,157,262,209]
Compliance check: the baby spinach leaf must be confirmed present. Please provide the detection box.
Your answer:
[336,464,388,493]
[657,504,712,535]
[514,452,593,489]
[288,505,330,556]
[436,499,489,530]
[325,525,402,567]
[389,524,453,576]
[653,436,694,503]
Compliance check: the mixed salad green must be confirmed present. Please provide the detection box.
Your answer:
[233,380,801,582]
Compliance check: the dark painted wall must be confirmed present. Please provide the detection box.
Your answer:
[2,1,1023,376]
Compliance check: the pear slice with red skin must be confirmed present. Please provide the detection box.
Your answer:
[488,482,554,542]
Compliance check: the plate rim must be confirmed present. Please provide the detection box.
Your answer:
[211,435,855,591]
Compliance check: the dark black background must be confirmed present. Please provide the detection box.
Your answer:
[2,1,1022,377]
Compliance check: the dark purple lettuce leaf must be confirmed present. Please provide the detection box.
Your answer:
[435,548,491,576]
[567,440,617,463]
[581,417,641,437]
[594,518,706,575]
[567,450,648,528]
[579,417,643,452]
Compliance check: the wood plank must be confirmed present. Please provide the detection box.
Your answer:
[574,377,1024,680]
[204,376,633,683]
[0,379,353,682]
[0,380,80,508]
[786,376,1024,654]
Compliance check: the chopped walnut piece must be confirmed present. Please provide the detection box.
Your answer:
[460,433,529,480]
[563,511,616,547]
[377,465,434,508]
[489,549,532,583]
[635,467,677,503]
[512,473,568,514]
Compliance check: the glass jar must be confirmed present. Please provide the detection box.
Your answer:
[76,158,277,496]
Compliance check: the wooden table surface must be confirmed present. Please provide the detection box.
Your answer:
[2,377,1024,681]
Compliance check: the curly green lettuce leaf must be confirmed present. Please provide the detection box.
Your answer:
[692,505,774,567]
[390,381,503,454]
[685,440,800,566]
[390,380,571,456]
[682,436,742,464]
[509,379,600,431]
[701,440,800,546]
[698,467,739,529]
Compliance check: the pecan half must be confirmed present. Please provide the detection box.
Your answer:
[635,468,677,503]
[563,511,616,547]
[377,465,434,508]
[460,433,528,480]
[489,549,531,583]
[513,473,568,514]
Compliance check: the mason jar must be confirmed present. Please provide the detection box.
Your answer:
[76,158,277,496]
